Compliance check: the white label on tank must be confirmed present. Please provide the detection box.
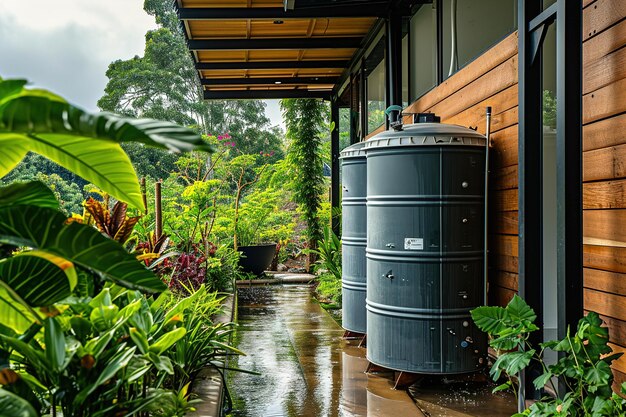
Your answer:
[404,238,424,250]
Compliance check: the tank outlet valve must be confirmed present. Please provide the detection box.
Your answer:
[385,243,395,248]
[383,270,395,280]
[460,341,469,348]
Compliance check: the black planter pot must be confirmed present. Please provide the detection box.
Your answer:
[238,243,277,276]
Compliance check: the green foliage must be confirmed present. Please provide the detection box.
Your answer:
[315,272,342,307]
[281,98,328,253]
[0,284,239,416]
[0,77,210,209]
[471,296,626,416]
[309,226,342,281]
[99,1,284,159]
[543,90,557,130]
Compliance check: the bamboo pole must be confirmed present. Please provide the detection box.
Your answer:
[155,181,162,239]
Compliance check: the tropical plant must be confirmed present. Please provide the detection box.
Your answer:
[471,295,626,416]
[0,74,215,415]
[75,197,141,245]
[308,226,341,281]
[223,155,269,250]
[280,98,328,270]
[0,77,212,210]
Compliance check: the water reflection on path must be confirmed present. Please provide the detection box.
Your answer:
[227,285,423,417]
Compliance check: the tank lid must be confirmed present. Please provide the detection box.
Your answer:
[364,122,486,150]
[339,141,367,159]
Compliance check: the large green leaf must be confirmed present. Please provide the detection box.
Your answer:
[44,317,66,373]
[0,181,58,209]
[27,135,143,210]
[0,79,212,209]
[470,305,508,334]
[0,285,42,333]
[505,295,537,323]
[0,205,166,292]
[0,389,38,417]
[0,80,211,152]
[0,136,29,176]
[0,253,76,307]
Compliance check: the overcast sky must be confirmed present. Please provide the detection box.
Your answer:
[0,0,284,129]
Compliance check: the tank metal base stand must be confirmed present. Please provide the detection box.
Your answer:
[358,334,367,348]
[365,362,390,375]
[342,330,364,340]
[393,371,422,390]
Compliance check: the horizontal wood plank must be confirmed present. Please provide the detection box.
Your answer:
[608,343,626,374]
[489,210,518,235]
[584,244,626,273]
[489,270,518,291]
[583,0,626,42]
[585,287,626,321]
[583,76,626,124]
[489,254,519,274]
[583,178,626,209]
[583,112,626,152]
[584,267,626,295]
[613,368,626,394]
[598,313,626,348]
[490,165,518,190]
[488,285,516,307]
[403,32,518,117]
[583,44,626,94]
[443,86,518,134]
[426,56,518,123]
[490,234,518,257]
[490,188,518,212]
[490,124,519,168]
[584,209,626,243]
[583,18,626,63]
[583,143,626,181]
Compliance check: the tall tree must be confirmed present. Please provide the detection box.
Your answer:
[281,99,328,270]
[98,0,284,155]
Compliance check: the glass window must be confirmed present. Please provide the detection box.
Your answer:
[367,58,386,133]
[442,0,516,79]
[409,4,437,101]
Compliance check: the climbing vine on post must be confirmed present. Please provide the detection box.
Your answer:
[281,98,327,271]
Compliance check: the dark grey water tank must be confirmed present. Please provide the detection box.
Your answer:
[365,122,487,374]
[340,142,367,334]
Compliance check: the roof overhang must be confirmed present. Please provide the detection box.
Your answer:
[175,0,406,100]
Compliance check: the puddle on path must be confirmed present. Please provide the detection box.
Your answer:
[227,285,422,417]
[226,285,517,417]
[409,376,516,416]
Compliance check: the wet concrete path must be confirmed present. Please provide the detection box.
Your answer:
[227,285,424,417]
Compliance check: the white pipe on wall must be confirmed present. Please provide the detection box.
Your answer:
[448,0,458,77]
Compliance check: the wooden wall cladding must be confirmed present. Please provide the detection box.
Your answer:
[400,32,520,307]
[582,0,626,386]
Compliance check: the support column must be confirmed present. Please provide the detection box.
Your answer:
[518,0,544,408]
[331,97,341,236]
[555,0,582,353]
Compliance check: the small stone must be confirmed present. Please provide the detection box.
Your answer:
[277,263,288,272]
[288,267,306,273]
